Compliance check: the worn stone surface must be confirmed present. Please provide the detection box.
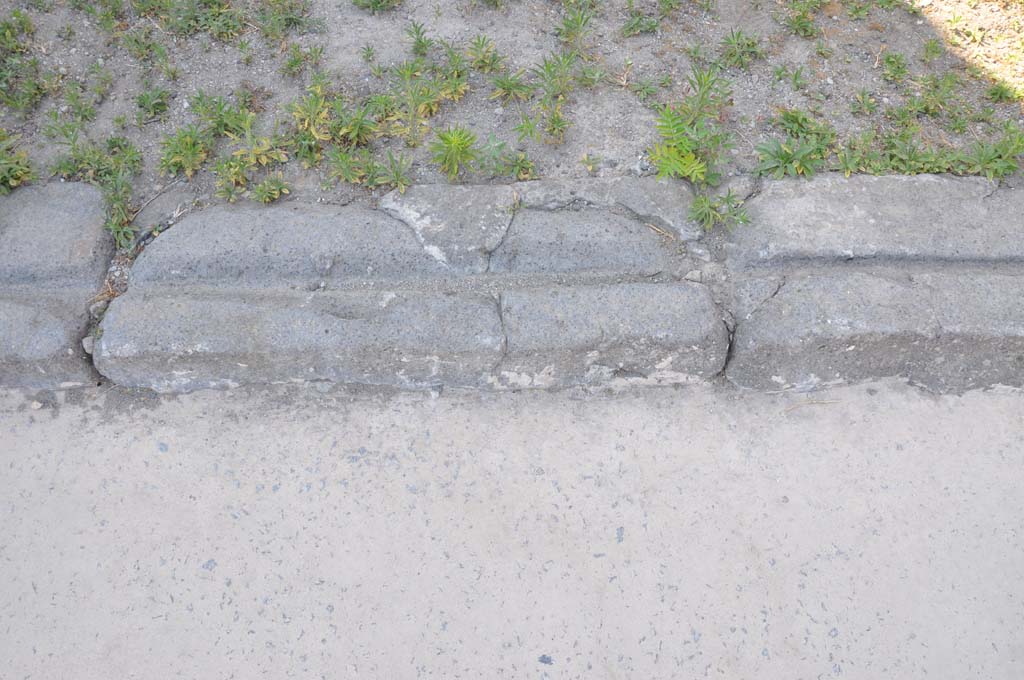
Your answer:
[95,290,504,392]
[98,188,714,392]
[88,176,1024,394]
[731,174,1023,267]
[130,202,449,288]
[0,295,100,389]
[495,283,727,388]
[380,184,517,273]
[516,176,700,240]
[728,271,1024,391]
[489,208,679,277]
[1,182,110,284]
[0,182,108,388]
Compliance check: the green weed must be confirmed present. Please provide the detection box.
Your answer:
[352,0,400,12]
[0,129,33,194]
[159,125,211,178]
[430,125,478,180]
[719,29,763,69]
[252,172,290,202]
[689,190,748,231]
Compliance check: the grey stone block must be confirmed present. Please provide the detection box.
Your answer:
[94,290,504,393]
[130,203,449,289]
[495,283,727,388]
[728,271,1024,392]
[516,176,700,240]
[0,294,99,389]
[731,174,1024,267]
[489,208,677,277]
[1,182,110,285]
[0,182,108,388]
[380,184,517,273]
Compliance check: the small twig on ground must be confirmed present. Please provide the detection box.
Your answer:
[873,44,887,68]
[131,178,183,223]
[784,400,841,413]
[89,279,117,304]
[645,222,675,240]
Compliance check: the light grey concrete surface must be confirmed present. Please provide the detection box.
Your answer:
[2,381,1023,679]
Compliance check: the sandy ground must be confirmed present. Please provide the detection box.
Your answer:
[2,380,1023,678]
[3,0,1021,225]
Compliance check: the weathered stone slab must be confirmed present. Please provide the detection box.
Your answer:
[1,182,109,388]
[130,203,449,288]
[494,283,727,388]
[0,294,100,389]
[731,174,1024,267]
[94,290,504,393]
[380,184,517,273]
[728,271,1024,392]
[1,182,111,285]
[516,176,700,240]
[489,208,677,277]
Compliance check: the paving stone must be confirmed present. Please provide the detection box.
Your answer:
[0,182,109,388]
[488,208,678,277]
[130,202,449,289]
[1,182,110,284]
[0,294,101,389]
[380,184,517,273]
[731,174,1024,267]
[494,283,728,388]
[728,271,1024,392]
[94,290,504,393]
[516,176,700,240]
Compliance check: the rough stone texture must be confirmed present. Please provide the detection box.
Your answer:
[95,176,1024,394]
[489,208,678,277]
[728,271,1024,392]
[0,182,109,388]
[495,283,728,388]
[516,176,700,240]
[380,184,517,273]
[129,203,449,288]
[95,290,504,392]
[0,295,99,389]
[98,188,715,392]
[0,182,112,284]
[731,174,1024,267]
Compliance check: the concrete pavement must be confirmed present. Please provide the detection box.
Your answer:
[2,380,1022,678]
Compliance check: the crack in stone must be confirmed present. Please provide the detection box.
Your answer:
[485,208,517,274]
[488,291,510,379]
[716,318,736,380]
[743,276,787,321]
[741,175,764,203]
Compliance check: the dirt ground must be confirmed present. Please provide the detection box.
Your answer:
[2,0,1023,237]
